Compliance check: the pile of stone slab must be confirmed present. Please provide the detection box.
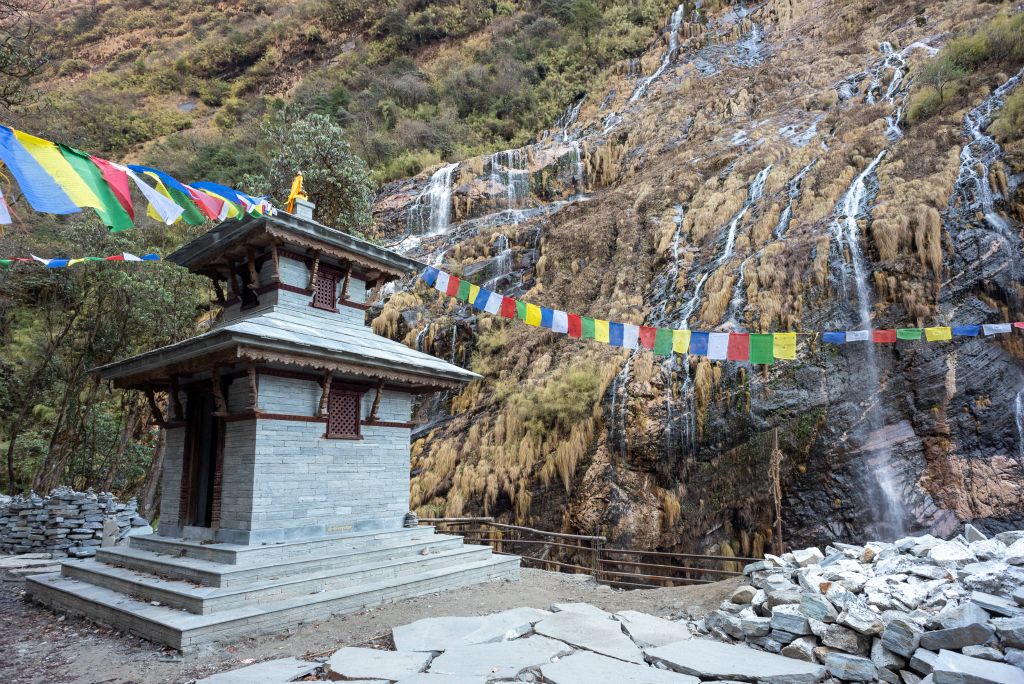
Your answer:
[199,602,832,683]
[0,486,151,557]
[701,525,1024,683]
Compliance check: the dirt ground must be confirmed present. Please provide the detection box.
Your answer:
[0,569,741,684]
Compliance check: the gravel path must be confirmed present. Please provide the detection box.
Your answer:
[0,569,741,684]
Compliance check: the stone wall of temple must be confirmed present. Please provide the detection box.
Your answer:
[0,487,150,557]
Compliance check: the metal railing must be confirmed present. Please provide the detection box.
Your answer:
[419,517,760,590]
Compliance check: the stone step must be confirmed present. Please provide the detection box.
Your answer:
[128,526,438,565]
[97,533,465,587]
[62,544,495,614]
[27,555,521,651]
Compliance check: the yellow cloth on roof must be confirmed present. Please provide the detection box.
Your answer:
[13,129,101,209]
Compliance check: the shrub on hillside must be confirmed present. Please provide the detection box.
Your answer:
[991,89,1024,142]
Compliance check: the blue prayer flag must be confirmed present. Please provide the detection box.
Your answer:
[952,325,980,337]
[127,164,192,196]
[689,331,709,356]
[420,266,439,286]
[609,322,624,346]
[822,332,846,344]
[541,307,554,328]
[46,259,69,268]
[473,287,492,310]
[0,126,79,214]
[141,253,160,261]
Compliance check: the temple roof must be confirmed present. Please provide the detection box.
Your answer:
[95,305,480,390]
[169,212,421,282]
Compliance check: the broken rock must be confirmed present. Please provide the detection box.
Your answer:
[327,648,430,682]
[932,648,1024,684]
[534,609,644,663]
[645,638,827,683]
[539,651,699,684]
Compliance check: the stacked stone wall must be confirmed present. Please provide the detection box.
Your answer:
[0,487,150,557]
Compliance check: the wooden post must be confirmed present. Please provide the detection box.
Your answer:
[211,366,228,416]
[367,379,384,421]
[270,241,281,283]
[307,250,321,290]
[144,387,168,428]
[246,248,260,291]
[226,263,240,300]
[246,364,258,412]
[338,263,353,304]
[770,427,784,556]
[169,376,184,421]
[212,277,226,306]
[317,369,332,417]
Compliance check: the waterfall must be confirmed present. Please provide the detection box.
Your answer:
[415,323,430,353]
[490,149,530,211]
[721,164,772,264]
[485,234,514,290]
[1016,388,1024,460]
[630,4,687,102]
[407,163,458,235]
[947,67,1024,235]
[449,323,458,364]
[609,356,634,455]
[830,150,909,540]
[725,258,749,328]
[775,160,817,238]
[556,96,586,140]
[569,140,586,195]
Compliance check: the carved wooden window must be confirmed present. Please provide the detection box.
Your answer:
[312,271,337,311]
[327,387,361,439]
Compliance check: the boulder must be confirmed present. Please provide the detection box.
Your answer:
[1014,586,1024,607]
[782,636,818,662]
[706,610,745,639]
[793,547,825,567]
[960,646,1003,662]
[822,623,871,655]
[644,638,828,683]
[993,616,1024,649]
[801,593,839,623]
[929,543,977,568]
[931,648,1024,684]
[539,651,700,684]
[551,602,613,618]
[839,602,886,635]
[766,589,804,608]
[971,591,1023,618]
[910,648,940,675]
[872,637,908,672]
[964,525,988,543]
[771,604,812,635]
[1005,539,1024,565]
[968,540,1006,562]
[731,585,757,604]
[740,616,772,638]
[919,623,996,651]
[940,602,991,630]
[613,611,692,648]
[883,618,924,658]
[826,652,878,681]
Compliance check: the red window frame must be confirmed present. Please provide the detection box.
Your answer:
[312,270,338,311]
[327,385,362,439]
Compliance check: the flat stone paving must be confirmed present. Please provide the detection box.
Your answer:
[391,607,550,651]
[195,657,320,683]
[427,635,572,678]
[646,638,828,683]
[540,651,701,684]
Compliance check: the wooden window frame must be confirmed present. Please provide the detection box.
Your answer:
[311,269,339,312]
[326,384,364,440]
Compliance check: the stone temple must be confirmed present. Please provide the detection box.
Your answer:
[27,199,520,650]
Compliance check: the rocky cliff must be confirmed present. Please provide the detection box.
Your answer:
[368,0,1024,558]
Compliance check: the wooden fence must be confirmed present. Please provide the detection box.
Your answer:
[419,517,760,590]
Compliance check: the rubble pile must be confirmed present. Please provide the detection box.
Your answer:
[0,487,151,558]
[701,525,1024,682]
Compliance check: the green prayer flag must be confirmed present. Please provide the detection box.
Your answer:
[57,144,134,231]
[654,328,673,356]
[750,334,775,364]
[581,316,595,339]
[896,328,923,340]
[456,279,471,301]
[515,300,527,320]
[0,259,11,269]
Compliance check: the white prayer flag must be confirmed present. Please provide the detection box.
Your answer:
[0,188,11,225]
[484,292,502,315]
[434,271,449,293]
[122,253,142,262]
[623,324,639,349]
[552,310,569,334]
[708,332,730,359]
[846,330,871,342]
[122,166,184,225]
[983,323,1011,335]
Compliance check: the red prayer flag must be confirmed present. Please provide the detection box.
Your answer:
[89,156,134,219]
[445,275,461,297]
[873,329,897,343]
[639,326,657,349]
[105,254,125,261]
[185,186,223,220]
[567,313,582,338]
[727,332,750,361]
[1014,322,1024,330]
[500,296,517,318]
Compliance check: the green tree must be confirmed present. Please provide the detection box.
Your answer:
[569,0,602,39]
[0,0,54,110]
[918,56,965,103]
[264,113,376,233]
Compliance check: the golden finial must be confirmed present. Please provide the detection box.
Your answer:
[285,173,307,213]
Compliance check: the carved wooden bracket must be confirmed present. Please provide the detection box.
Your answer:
[227,264,240,300]
[246,248,260,292]
[212,278,226,306]
[338,263,353,304]
[368,378,384,422]
[169,376,184,421]
[247,364,259,411]
[270,241,281,283]
[211,366,228,417]
[317,369,332,417]
[307,250,321,290]
[145,387,168,428]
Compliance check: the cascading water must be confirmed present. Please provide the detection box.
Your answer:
[775,160,816,238]
[630,4,687,102]
[407,163,458,235]
[947,67,1024,234]
[609,355,634,455]
[1016,388,1024,460]
[830,150,908,540]
[490,149,530,212]
[721,165,772,262]
[556,96,586,141]
[415,323,431,353]
[485,234,515,290]
[569,140,586,195]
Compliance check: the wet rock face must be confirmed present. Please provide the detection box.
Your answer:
[369,0,1024,553]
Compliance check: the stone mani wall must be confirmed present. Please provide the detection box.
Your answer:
[0,487,150,557]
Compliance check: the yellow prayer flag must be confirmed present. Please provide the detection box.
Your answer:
[67,258,87,267]
[525,303,542,326]
[145,174,182,224]
[673,329,691,354]
[13,130,102,209]
[773,332,797,360]
[594,319,610,343]
[468,284,480,305]
[924,326,952,342]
